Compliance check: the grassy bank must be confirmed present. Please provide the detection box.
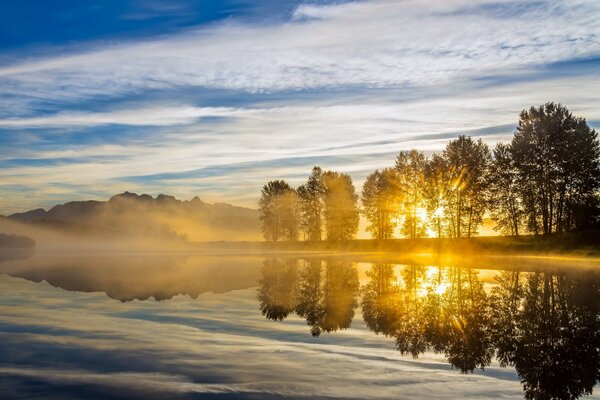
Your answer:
[194,230,600,258]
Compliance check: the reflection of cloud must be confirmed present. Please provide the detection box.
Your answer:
[0,273,528,399]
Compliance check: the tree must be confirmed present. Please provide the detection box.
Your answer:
[258,180,299,241]
[488,143,523,236]
[511,102,600,234]
[322,171,359,241]
[361,168,400,239]
[395,150,428,239]
[443,136,491,238]
[423,154,452,238]
[297,166,325,241]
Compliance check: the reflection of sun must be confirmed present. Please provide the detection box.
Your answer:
[416,207,428,222]
[434,282,449,295]
[416,206,446,238]
[415,266,449,296]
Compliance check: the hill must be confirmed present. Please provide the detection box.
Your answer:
[7,192,261,242]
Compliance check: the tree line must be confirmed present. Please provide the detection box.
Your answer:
[259,102,600,241]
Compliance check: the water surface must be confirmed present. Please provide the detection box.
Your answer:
[0,252,598,399]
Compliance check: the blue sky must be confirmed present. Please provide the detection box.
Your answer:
[1,0,599,214]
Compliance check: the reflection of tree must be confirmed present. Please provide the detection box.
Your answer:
[361,264,494,372]
[395,265,428,358]
[423,267,493,373]
[491,271,600,400]
[257,258,299,321]
[296,259,359,337]
[361,264,402,336]
[260,258,600,400]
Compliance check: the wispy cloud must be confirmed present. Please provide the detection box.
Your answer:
[1,0,599,109]
[0,0,598,213]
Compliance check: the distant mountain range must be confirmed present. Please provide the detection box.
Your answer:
[6,192,261,242]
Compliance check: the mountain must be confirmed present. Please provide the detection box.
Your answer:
[7,192,261,242]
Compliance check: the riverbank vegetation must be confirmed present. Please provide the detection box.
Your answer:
[259,102,600,242]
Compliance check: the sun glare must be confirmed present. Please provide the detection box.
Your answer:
[419,266,449,296]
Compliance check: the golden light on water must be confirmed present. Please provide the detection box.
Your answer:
[413,266,450,297]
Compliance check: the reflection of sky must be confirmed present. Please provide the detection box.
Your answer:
[2,254,599,399]
[1,0,599,214]
[0,273,532,399]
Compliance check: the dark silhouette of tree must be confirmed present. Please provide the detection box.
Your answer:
[361,263,403,335]
[488,143,523,236]
[295,259,359,336]
[258,180,299,241]
[491,270,600,400]
[322,171,359,240]
[443,136,491,238]
[511,102,600,234]
[395,150,428,239]
[361,168,401,239]
[257,258,299,321]
[297,166,325,241]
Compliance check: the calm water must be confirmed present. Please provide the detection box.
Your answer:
[0,251,598,399]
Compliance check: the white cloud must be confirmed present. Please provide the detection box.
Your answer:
[0,106,244,128]
[0,0,599,214]
[0,0,598,109]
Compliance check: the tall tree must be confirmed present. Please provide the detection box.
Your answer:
[322,171,360,241]
[297,166,325,241]
[361,168,401,240]
[423,154,452,238]
[488,143,523,236]
[443,136,491,238]
[258,180,299,241]
[511,102,600,234]
[395,150,428,239]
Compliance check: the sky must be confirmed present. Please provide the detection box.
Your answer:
[1,0,600,214]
